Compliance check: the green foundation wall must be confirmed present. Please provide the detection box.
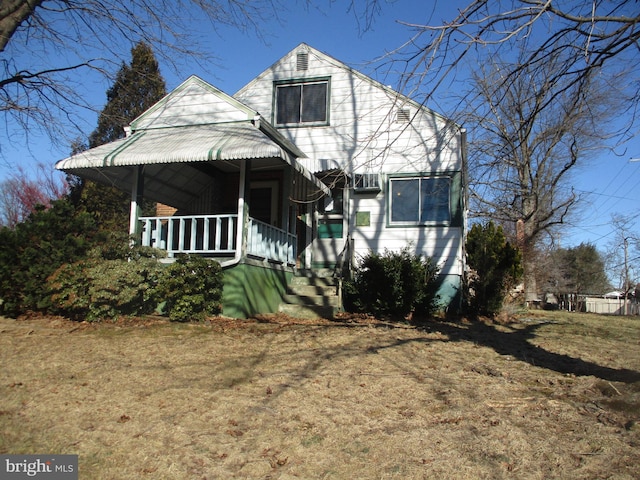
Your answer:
[221,263,293,319]
[435,274,463,314]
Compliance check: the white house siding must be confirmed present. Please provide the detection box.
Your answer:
[132,76,255,131]
[234,47,461,174]
[235,44,466,305]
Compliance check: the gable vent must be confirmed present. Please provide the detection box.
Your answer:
[396,108,411,123]
[296,52,309,71]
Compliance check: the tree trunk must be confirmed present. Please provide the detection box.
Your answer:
[0,0,44,52]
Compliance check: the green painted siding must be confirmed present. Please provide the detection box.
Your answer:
[221,263,293,318]
[434,274,463,313]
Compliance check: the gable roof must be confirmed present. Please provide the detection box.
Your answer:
[131,75,258,131]
[235,43,455,127]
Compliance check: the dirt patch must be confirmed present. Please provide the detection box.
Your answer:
[1,312,639,479]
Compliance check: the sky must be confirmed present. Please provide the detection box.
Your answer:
[1,0,638,275]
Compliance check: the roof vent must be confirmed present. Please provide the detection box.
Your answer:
[297,51,309,71]
[396,108,411,123]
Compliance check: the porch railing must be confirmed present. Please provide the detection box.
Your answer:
[247,217,296,265]
[139,214,296,265]
[140,215,237,256]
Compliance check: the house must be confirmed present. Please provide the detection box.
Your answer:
[55,43,467,319]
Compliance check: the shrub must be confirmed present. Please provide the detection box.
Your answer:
[48,257,163,321]
[466,221,523,316]
[344,246,440,319]
[154,255,223,322]
[0,199,98,317]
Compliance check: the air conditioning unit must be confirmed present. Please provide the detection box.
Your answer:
[353,173,381,193]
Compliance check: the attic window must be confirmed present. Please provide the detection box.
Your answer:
[275,78,329,126]
[396,108,411,123]
[297,52,309,71]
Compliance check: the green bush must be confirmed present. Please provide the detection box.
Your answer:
[48,257,163,321]
[344,246,440,319]
[154,255,223,322]
[466,221,523,316]
[0,199,99,317]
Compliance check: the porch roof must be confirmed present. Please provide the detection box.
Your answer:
[55,122,330,208]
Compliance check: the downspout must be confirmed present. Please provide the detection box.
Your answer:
[220,160,248,268]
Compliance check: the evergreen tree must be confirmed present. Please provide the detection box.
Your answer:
[466,221,523,316]
[555,243,610,296]
[89,41,166,147]
[74,41,166,231]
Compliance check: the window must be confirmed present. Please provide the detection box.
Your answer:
[389,176,451,225]
[275,79,329,126]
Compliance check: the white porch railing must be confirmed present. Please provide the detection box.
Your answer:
[247,217,297,265]
[139,214,296,265]
[140,215,237,256]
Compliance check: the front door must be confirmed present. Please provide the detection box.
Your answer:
[312,182,345,269]
[249,181,279,226]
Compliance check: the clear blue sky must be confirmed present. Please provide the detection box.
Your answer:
[2,0,638,267]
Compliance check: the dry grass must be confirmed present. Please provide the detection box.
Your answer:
[0,311,639,479]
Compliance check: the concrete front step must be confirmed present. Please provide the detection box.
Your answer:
[287,284,338,297]
[278,270,341,319]
[281,293,341,307]
[278,302,339,320]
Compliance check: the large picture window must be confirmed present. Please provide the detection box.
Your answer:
[389,176,451,225]
[275,79,329,126]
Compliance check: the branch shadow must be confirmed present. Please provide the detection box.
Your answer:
[412,317,640,384]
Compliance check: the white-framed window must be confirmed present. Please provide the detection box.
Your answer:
[275,78,329,126]
[388,176,451,225]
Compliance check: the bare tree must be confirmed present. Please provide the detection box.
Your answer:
[1,0,278,151]
[379,1,639,106]
[461,46,622,301]
[606,214,639,299]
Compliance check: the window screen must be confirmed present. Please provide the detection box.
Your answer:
[276,80,328,125]
[389,176,451,225]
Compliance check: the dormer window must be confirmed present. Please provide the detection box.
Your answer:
[275,78,329,127]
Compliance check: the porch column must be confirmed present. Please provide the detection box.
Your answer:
[282,164,292,235]
[236,160,251,258]
[128,166,144,239]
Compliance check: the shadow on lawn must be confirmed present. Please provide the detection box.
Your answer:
[409,317,640,384]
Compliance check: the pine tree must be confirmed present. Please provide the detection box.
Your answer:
[74,42,166,231]
[89,42,166,147]
[466,221,523,316]
[556,244,610,296]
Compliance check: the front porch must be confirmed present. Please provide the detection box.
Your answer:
[54,78,338,318]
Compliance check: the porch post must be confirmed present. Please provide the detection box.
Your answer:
[128,166,144,239]
[282,164,292,234]
[236,160,250,258]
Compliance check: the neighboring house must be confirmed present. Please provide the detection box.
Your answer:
[56,43,467,318]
